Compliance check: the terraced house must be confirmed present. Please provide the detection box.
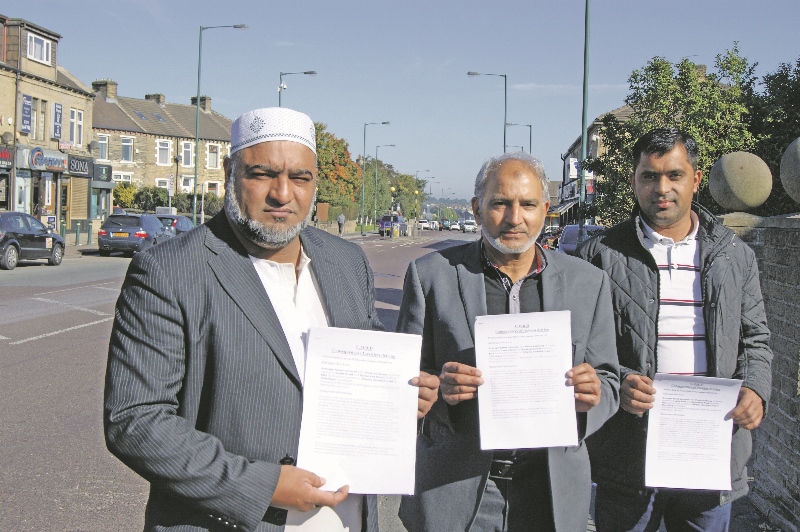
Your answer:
[91,79,232,199]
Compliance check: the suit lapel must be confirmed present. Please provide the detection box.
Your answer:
[541,251,568,312]
[456,241,488,341]
[204,216,301,386]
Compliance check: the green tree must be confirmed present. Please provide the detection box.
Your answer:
[135,186,168,212]
[114,182,137,209]
[315,123,361,214]
[587,45,755,225]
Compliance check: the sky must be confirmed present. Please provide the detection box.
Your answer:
[5,0,799,201]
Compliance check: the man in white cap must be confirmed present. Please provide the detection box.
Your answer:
[104,107,439,532]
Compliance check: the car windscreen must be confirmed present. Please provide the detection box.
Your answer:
[158,217,174,227]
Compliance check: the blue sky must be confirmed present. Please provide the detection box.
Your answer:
[6,0,799,200]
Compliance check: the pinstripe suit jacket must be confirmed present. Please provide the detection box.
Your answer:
[104,213,383,532]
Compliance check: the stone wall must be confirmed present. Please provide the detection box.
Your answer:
[720,212,800,532]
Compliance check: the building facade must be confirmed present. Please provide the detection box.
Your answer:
[91,80,232,199]
[0,14,110,230]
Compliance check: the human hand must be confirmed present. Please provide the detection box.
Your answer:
[567,363,602,412]
[620,374,655,415]
[411,371,440,419]
[439,362,484,405]
[270,465,349,512]
[726,387,764,430]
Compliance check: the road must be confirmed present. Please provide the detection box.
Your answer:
[0,229,475,531]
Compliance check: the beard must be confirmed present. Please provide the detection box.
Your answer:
[481,225,540,255]
[224,178,312,250]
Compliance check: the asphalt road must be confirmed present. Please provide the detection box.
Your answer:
[0,229,476,532]
[0,230,772,531]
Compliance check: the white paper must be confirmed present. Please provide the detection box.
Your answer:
[296,327,421,495]
[645,374,743,490]
[475,311,578,450]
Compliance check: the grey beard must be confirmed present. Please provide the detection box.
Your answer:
[481,226,539,255]
[224,179,311,250]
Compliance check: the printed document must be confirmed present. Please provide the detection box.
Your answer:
[475,311,578,450]
[645,374,743,490]
[296,327,421,495]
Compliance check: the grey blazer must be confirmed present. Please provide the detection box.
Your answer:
[396,241,620,532]
[104,213,383,532]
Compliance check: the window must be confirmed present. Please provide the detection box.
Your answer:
[112,173,132,182]
[182,142,194,167]
[156,179,169,189]
[31,98,39,140]
[121,137,134,162]
[180,175,195,193]
[69,108,83,146]
[27,33,52,65]
[156,140,171,165]
[38,100,46,140]
[97,135,109,160]
[206,181,221,196]
[207,144,220,169]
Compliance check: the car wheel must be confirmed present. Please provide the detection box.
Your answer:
[1,244,19,270]
[48,244,64,266]
[99,249,111,257]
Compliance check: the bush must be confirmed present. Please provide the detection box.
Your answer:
[172,193,193,213]
[114,182,137,209]
[135,186,168,212]
[204,193,223,217]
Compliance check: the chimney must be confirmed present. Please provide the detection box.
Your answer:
[92,79,118,100]
[191,95,211,112]
[145,93,165,105]
[693,64,707,80]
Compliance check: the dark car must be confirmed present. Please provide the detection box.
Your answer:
[97,213,172,257]
[0,212,66,270]
[156,214,195,236]
[557,224,605,256]
[441,220,451,230]
[378,214,408,236]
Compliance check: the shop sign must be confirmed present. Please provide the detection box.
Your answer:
[52,103,62,139]
[29,147,68,171]
[0,146,13,169]
[93,164,112,182]
[68,155,92,177]
[21,95,32,133]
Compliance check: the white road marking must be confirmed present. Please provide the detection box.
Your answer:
[0,334,9,340]
[34,282,118,296]
[30,297,112,316]
[9,317,114,345]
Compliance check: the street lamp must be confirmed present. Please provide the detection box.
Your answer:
[507,122,533,153]
[578,0,592,244]
[360,122,389,234]
[278,70,317,107]
[507,145,524,152]
[374,144,395,228]
[468,71,508,153]
[193,23,247,225]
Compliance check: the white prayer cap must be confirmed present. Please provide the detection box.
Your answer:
[230,107,316,155]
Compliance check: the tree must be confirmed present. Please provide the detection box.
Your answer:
[587,45,755,225]
[114,182,137,209]
[315,123,361,211]
[135,186,168,212]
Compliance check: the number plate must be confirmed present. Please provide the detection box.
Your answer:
[112,232,129,238]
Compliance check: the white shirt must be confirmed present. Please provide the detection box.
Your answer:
[640,213,707,376]
[250,248,362,532]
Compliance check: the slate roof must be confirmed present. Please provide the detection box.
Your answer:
[92,92,232,141]
[565,104,633,155]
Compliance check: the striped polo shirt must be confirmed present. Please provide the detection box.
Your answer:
[640,213,707,376]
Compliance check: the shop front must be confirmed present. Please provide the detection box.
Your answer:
[0,146,12,211]
[67,155,92,230]
[15,146,67,223]
[91,163,114,221]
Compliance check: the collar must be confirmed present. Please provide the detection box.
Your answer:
[480,240,547,292]
[638,210,699,245]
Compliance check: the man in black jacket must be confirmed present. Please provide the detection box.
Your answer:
[578,128,772,531]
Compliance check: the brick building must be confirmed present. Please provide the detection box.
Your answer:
[91,80,232,199]
[0,14,110,230]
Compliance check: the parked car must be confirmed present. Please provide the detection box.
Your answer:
[429,220,440,231]
[156,214,195,236]
[557,224,605,256]
[450,221,461,231]
[417,219,430,230]
[462,220,478,233]
[441,220,451,230]
[97,213,173,257]
[112,206,127,215]
[379,214,409,236]
[0,212,66,270]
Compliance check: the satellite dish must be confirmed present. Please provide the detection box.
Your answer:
[1,131,13,144]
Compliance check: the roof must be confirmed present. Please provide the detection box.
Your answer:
[56,66,93,95]
[547,199,578,215]
[564,104,633,156]
[92,92,232,141]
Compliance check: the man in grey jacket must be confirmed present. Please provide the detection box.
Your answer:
[578,128,773,531]
[397,152,620,531]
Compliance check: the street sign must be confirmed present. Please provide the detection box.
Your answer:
[168,174,174,197]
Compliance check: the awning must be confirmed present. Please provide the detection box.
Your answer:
[547,199,578,215]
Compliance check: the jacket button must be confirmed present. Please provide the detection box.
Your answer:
[280,455,295,465]
[711,302,716,307]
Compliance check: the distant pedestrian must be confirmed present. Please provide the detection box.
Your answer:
[337,212,346,236]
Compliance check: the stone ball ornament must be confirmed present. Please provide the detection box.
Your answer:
[780,137,800,204]
[709,151,772,211]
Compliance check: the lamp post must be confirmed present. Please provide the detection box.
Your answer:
[361,121,389,235]
[278,70,317,107]
[578,0,591,244]
[374,144,395,228]
[468,71,508,153]
[507,145,524,152]
[193,23,247,225]
[440,187,454,221]
[507,122,532,153]
[425,180,438,217]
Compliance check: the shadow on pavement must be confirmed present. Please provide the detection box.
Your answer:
[423,239,470,251]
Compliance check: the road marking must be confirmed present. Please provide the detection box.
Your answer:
[9,317,114,345]
[30,297,112,316]
[0,334,9,340]
[34,282,118,296]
